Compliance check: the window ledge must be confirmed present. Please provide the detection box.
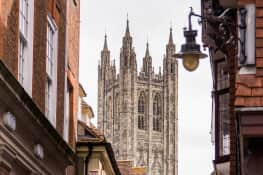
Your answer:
[239,66,256,75]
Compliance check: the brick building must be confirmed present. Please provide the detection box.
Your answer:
[0,0,80,174]
[202,0,263,174]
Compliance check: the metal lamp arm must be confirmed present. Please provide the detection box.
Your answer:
[188,7,204,30]
[188,7,234,30]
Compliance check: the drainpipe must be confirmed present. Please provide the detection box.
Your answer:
[84,145,93,175]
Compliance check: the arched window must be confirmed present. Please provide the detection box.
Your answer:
[138,92,146,130]
[171,63,175,73]
[153,94,162,131]
[106,97,112,131]
[115,94,120,130]
[138,93,145,113]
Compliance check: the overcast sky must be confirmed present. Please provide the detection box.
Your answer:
[79,0,213,174]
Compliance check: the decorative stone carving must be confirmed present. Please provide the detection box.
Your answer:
[3,112,16,131]
[34,144,44,160]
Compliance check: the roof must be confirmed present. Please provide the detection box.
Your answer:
[81,99,95,118]
[78,120,104,140]
[79,83,87,97]
[77,121,121,175]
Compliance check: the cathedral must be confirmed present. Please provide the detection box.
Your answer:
[97,20,178,175]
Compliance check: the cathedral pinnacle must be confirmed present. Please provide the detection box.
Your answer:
[103,34,108,51]
[125,17,130,37]
[168,27,174,45]
[145,41,150,57]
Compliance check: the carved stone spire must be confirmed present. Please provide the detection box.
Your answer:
[125,17,130,37]
[166,27,175,56]
[101,34,110,66]
[145,41,150,57]
[143,41,152,76]
[103,34,108,51]
[168,27,174,45]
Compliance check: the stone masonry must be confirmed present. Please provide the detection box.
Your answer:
[97,20,178,175]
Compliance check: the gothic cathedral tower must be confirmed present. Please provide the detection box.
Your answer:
[98,20,178,175]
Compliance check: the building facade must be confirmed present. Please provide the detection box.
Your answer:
[0,0,80,174]
[202,0,263,174]
[97,20,178,175]
[77,120,121,175]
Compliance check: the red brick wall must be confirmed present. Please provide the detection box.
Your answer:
[0,0,19,77]
[67,0,80,149]
[54,0,67,136]
[235,0,263,107]
[32,0,48,112]
[32,0,67,137]
[0,0,73,141]
[234,1,263,175]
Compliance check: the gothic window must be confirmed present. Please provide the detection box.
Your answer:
[171,63,175,73]
[124,56,128,66]
[153,94,162,131]
[138,92,146,130]
[115,94,120,130]
[106,97,112,134]
[138,93,145,113]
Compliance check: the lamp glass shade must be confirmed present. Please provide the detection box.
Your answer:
[182,54,199,71]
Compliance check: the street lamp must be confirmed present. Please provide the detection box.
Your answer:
[174,7,208,71]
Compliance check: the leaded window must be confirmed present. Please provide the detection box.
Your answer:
[153,94,161,131]
[138,92,146,130]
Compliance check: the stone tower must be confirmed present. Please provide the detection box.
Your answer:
[98,20,178,175]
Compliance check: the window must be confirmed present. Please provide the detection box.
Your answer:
[153,94,161,132]
[138,92,146,130]
[171,63,175,73]
[138,93,145,113]
[242,137,263,174]
[238,113,263,174]
[219,93,230,156]
[238,4,255,66]
[46,20,55,79]
[18,0,34,95]
[138,115,145,130]
[215,60,230,158]
[18,39,26,84]
[45,15,58,126]
[106,97,112,131]
[19,0,29,38]
[115,94,120,130]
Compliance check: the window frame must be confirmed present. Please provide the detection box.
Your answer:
[45,14,58,127]
[238,3,255,67]
[18,0,34,95]
[18,38,26,84]
[214,59,230,160]
[138,92,146,130]
[19,0,29,39]
[153,93,162,132]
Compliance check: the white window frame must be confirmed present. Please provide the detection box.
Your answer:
[18,0,34,95]
[45,15,58,127]
[238,4,256,74]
